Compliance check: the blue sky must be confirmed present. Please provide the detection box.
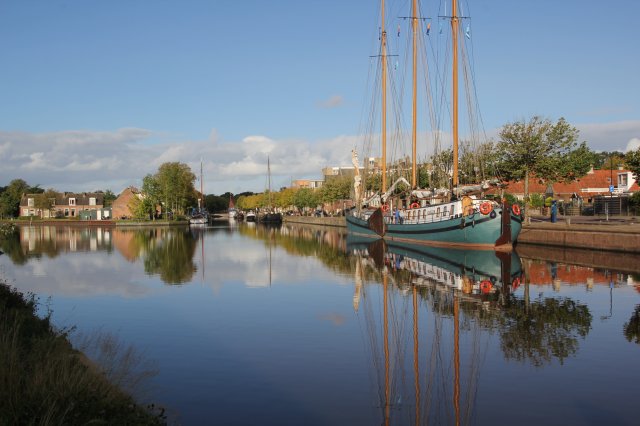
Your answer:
[1,0,639,195]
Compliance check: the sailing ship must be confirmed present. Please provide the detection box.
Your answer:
[258,156,283,224]
[346,0,522,250]
[189,160,209,226]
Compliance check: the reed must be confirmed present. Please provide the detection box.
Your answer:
[0,280,165,425]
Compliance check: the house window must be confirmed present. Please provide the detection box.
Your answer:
[71,209,76,217]
[64,208,69,217]
[618,174,628,187]
[69,198,76,206]
[89,197,96,206]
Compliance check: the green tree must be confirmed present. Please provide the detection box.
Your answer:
[459,140,496,184]
[430,149,453,189]
[154,162,197,217]
[625,147,640,181]
[142,175,162,220]
[496,116,592,217]
[102,190,117,207]
[34,189,58,218]
[319,176,351,204]
[0,179,31,218]
[293,188,318,212]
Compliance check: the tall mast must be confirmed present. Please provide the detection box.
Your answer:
[267,156,272,208]
[200,159,204,209]
[381,0,388,194]
[451,0,459,189]
[411,0,418,188]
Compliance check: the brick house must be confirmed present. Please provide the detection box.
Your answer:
[111,187,142,219]
[20,192,105,218]
[498,167,639,203]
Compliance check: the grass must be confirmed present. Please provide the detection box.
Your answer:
[0,280,166,425]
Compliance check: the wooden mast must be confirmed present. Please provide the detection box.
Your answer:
[411,0,418,188]
[451,0,459,190]
[267,155,272,210]
[200,159,204,210]
[381,0,388,194]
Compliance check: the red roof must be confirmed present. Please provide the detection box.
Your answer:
[496,169,639,196]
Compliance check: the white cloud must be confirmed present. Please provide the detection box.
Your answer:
[0,127,355,195]
[576,120,640,152]
[626,138,640,152]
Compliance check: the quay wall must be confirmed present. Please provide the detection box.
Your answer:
[283,216,640,253]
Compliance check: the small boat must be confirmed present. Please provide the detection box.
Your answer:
[245,210,257,222]
[228,194,240,220]
[189,213,208,226]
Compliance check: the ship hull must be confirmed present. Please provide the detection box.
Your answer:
[346,207,522,250]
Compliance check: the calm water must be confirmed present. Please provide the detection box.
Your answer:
[1,223,639,425]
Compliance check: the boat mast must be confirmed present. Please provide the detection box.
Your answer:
[451,0,459,190]
[411,0,418,188]
[267,156,272,209]
[200,159,204,210]
[381,0,388,194]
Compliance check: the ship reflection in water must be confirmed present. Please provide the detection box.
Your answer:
[345,237,605,425]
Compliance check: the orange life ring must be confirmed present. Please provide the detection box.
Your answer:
[480,280,492,294]
[512,204,521,216]
[512,277,521,291]
[381,204,389,212]
[479,202,492,215]
[411,202,420,209]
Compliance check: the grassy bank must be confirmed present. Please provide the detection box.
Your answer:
[0,280,165,425]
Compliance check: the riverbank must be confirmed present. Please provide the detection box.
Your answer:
[283,215,640,253]
[0,280,165,424]
[2,219,189,227]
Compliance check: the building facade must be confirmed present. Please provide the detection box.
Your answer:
[20,192,106,219]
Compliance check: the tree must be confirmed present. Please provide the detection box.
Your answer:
[142,174,162,220]
[430,149,453,189]
[293,188,318,212]
[495,116,592,217]
[625,147,640,181]
[319,176,351,204]
[0,179,31,218]
[34,189,58,218]
[102,190,117,207]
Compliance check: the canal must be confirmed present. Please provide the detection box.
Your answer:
[1,222,639,425]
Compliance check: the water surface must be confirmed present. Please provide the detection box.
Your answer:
[1,223,639,425]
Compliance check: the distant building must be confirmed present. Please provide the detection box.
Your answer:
[292,179,324,190]
[111,187,142,219]
[20,192,106,219]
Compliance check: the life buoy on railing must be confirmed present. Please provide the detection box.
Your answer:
[411,202,420,209]
[512,204,521,216]
[382,204,389,212]
[480,280,493,294]
[479,202,492,215]
[512,277,521,291]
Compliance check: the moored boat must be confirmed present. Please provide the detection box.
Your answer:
[347,0,522,250]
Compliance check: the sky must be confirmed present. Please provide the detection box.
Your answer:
[1,0,639,196]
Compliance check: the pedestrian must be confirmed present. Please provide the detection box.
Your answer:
[551,200,558,223]
[394,207,400,224]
